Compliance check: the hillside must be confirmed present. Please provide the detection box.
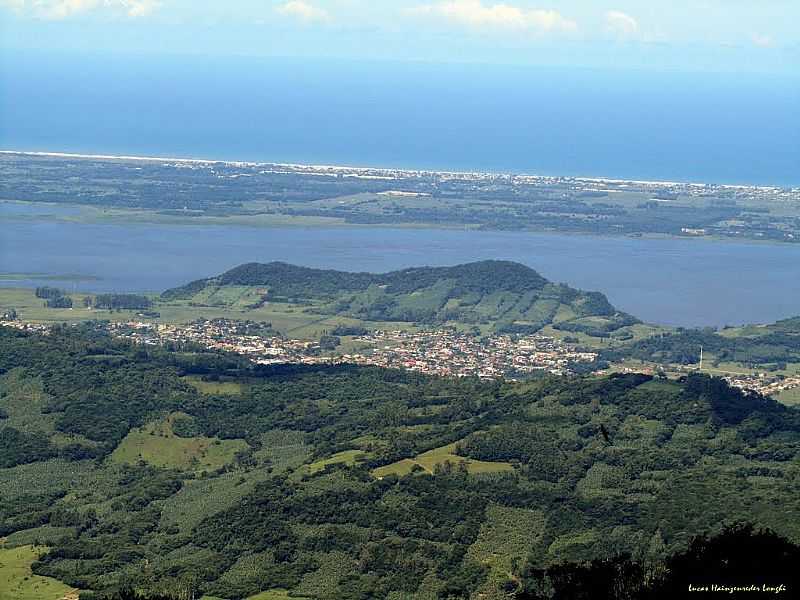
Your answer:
[2,325,800,599]
[162,260,638,335]
[604,316,800,366]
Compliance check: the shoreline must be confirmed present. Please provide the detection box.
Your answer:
[1,198,798,249]
[1,149,794,192]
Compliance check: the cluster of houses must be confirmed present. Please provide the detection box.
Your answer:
[722,372,800,399]
[340,330,599,378]
[104,320,598,378]
[106,320,322,365]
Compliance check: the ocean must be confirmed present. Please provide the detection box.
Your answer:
[1,53,798,187]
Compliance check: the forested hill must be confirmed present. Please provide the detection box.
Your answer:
[162,260,637,334]
[2,325,800,599]
[165,261,550,298]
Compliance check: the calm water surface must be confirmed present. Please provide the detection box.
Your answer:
[2,207,798,328]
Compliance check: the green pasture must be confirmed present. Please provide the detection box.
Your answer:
[372,442,513,478]
[110,415,248,472]
[306,449,367,474]
[0,545,76,600]
[776,387,800,406]
[182,375,244,396]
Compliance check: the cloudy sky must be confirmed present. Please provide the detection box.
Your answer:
[1,0,797,74]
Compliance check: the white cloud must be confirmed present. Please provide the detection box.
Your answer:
[410,0,577,33]
[121,0,158,18]
[750,33,773,48]
[276,1,330,23]
[605,10,638,37]
[0,0,27,11]
[1,0,159,19]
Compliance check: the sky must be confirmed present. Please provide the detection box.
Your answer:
[1,0,798,74]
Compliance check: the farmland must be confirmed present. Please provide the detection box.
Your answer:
[110,416,249,472]
[372,442,514,478]
[0,546,75,600]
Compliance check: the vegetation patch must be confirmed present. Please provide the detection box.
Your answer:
[246,590,298,600]
[776,387,800,406]
[162,260,636,334]
[307,449,367,474]
[372,442,514,478]
[0,545,75,600]
[110,416,248,471]
[182,375,244,396]
[467,505,546,573]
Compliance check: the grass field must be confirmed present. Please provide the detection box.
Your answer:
[0,545,76,600]
[776,387,800,406]
[0,286,427,341]
[372,442,513,478]
[245,590,298,600]
[110,416,248,471]
[540,322,670,350]
[0,288,143,323]
[699,357,800,379]
[307,449,367,474]
[182,376,244,396]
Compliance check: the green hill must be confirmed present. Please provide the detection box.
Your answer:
[1,325,800,599]
[162,260,638,334]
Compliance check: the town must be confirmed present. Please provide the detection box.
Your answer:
[3,316,799,398]
[103,319,599,378]
[340,329,598,378]
[0,316,597,378]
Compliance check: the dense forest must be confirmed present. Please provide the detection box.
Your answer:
[1,325,799,599]
[161,261,638,335]
[164,261,550,300]
[79,526,800,600]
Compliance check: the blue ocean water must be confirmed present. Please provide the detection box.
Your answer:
[1,52,798,186]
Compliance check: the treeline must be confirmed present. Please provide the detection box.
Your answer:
[90,294,152,310]
[69,525,800,600]
[516,524,798,600]
[35,286,64,299]
[35,286,72,308]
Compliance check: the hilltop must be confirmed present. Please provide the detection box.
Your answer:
[162,260,638,335]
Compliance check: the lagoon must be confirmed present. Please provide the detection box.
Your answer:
[2,205,798,328]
